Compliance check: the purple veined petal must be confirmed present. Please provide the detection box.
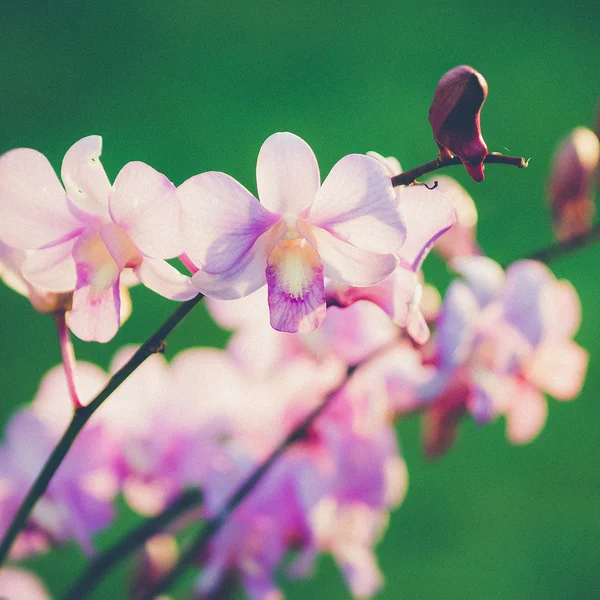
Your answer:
[178,171,279,272]
[436,280,479,370]
[309,224,398,286]
[307,153,405,254]
[397,184,456,270]
[67,230,122,342]
[21,239,77,292]
[451,255,505,307]
[502,260,553,346]
[61,135,111,218]
[266,236,326,333]
[0,567,51,600]
[191,221,286,299]
[256,132,320,216]
[109,161,182,259]
[134,257,198,301]
[0,148,82,249]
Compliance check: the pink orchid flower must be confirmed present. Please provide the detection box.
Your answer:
[327,153,456,343]
[0,568,51,600]
[178,132,406,333]
[0,136,195,342]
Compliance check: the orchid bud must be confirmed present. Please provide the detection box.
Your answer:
[547,127,600,241]
[429,65,489,182]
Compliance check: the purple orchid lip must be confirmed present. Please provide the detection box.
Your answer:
[428,65,489,182]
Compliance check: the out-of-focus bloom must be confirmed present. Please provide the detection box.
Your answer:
[547,126,600,241]
[0,567,51,600]
[0,407,117,557]
[179,132,406,333]
[419,257,588,456]
[0,136,195,342]
[326,153,455,344]
[430,176,480,261]
[428,65,489,182]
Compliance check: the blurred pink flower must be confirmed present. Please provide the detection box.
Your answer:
[421,256,588,455]
[0,136,195,342]
[0,408,117,557]
[0,567,51,600]
[179,132,406,333]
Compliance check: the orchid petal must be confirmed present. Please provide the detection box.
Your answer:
[452,255,505,306]
[0,148,81,248]
[109,161,182,258]
[67,231,121,342]
[526,341,588,400]
[266,239,326,333]
[308,154,405,253]
[397,184,456,269]
[61,135,111,217]
[310,225,398,286]
[179,171,279,272]
[503,260,552,345]
[436,281,478,370]
[256,132,320,215]
[134,257,197,301]
[21,239,77,292]
[505,382,548,444]
[191,222,286,299]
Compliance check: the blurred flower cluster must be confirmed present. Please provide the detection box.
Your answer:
[0,66,595,600]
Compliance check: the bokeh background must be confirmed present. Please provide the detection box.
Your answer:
[1,0,599,598]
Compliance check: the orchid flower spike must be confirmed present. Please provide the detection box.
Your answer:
[429,65,489,182]
[179,132,406,333]
[0,136,196,342]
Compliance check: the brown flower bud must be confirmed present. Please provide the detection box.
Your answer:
[429,66,489,182]
[547,127,599,241]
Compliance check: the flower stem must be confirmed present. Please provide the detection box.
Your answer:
[391,152,528,187]
[64,489,203,600]
[0,293,205,568]
[53,310,82,409]
[520,222,600,264]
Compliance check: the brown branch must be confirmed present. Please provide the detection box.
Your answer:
[391,152,529,187]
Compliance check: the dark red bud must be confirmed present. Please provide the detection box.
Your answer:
[429,66,489,182]
[547,127,599,242]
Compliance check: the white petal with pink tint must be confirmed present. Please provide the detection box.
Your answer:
[308,154,405,253]
[266,238,326,333]
[134,257,197,301]
[397,184,456,269]
[452,256,505,307]
[61,135,111,217]
[21,239,77,292]
[311,226,398,286]
[110,161,182,259]
[191,222,286,299]
[67,231,121,342]
[541,279,582,339]
[505,382,548,444]
[256,132,320,215]
[526,341,589,400]
[0,148,81,248]
[0,567,51,600]
[179,171,278,272]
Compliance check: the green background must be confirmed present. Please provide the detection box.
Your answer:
[1,0,599,598]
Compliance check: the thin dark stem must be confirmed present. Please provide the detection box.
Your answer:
[518,222,600,264]
[391,152,528,187]
[64,489,203,600]
[141,366,357,600]
[0,293,205,568]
